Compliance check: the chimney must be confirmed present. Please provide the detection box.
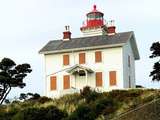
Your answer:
[107,20,116,35]
[63,26,71,40]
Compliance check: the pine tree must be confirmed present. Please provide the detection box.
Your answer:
[0,58,32,104]
[150,42,160,81]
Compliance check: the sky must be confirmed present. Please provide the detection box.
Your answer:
[0,0,160,98]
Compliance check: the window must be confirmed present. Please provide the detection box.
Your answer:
[95,51,102,63]
[79,53,85,64]
[63,75,70,89]
[79,70,86,76]
[128,55,130,67]
[109,71,117,86]
[63,54,69,65]
[96,72,103,87]
[50,76,57,90]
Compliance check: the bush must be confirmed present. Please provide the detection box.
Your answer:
[68,104,96,120]
[107,89,143,102]
[46,106,68,120]
[94,97,115,116]
[12,107,47,120]
[80,86,100,103]
[57,93,81,104]
[12,106,67,120]
[38,96,52,104]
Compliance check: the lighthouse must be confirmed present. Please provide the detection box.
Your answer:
[80,5,116,37]
[39,5,140,98]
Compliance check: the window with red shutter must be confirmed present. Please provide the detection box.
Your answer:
[109,71,117,86]
[63,75,70,89]
[79,53,85,64]
[50,76,57,90]
[63,54,69,65]
[95,51,102,63]
[96,72,102,87]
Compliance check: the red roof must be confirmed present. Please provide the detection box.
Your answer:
[87,5,103,15]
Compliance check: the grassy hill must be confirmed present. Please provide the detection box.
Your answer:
[0,88,160,120]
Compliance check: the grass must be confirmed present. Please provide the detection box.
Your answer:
[0,89,160,120]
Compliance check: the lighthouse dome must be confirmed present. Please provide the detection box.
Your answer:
[81,5,104,30]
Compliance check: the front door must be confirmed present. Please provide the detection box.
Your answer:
[75,71,87,89]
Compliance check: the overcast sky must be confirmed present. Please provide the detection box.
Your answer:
[0,0,160,98]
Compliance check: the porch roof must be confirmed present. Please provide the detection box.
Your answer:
[66,64,94,74]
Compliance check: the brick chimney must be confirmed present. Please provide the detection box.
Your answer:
[107,20,116,35]
[63,26,71,40]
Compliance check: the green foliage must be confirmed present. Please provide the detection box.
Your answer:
[94,97,115,115]
[150,42,160,58]
[37,96,52,104]
[0,58,32,104]
[12,106,67,120]
[150,42,160,81]
[80,86,100,103]
[150,62,160,81]
[0,89,159,120]
[68,104,96,120]
[19,93,28,100]
[107,89,143,102]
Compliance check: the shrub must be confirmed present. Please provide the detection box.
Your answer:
[13,107,47,120]
[80,86,100,103]
[94,97,115,116]
[142,94,155,103]
[107,89,143,102]
[57,93,81,104]
[38,96,52,104]
[45,106,68,120]
[68,104,96,120]
[12,106,67,120]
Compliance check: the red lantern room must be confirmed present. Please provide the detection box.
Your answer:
[81,5,104,30]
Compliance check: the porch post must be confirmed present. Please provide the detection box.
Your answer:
[75,74,76,88]
[85,70,88,86]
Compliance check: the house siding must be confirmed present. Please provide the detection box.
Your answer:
[44,47,124,98]
[122,39,136,88]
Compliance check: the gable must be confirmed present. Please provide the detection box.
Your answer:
[127,33,140,60]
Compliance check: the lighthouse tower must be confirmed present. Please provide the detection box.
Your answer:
[80,5,116,37]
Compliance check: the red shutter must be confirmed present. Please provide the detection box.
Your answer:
[63,54,69,65]
[50,76,57,90]
[95,51,102,62]
[79,53,85,64]
[96,72,102,87]
[109,71,117,86]
[63,75,70,89]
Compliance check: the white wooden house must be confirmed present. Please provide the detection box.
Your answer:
[39,5,140,98]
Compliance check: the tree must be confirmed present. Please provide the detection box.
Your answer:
[0,58,32,104]
[19,92,40,101]
[150,42,160,81]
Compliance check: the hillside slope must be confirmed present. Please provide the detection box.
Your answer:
[0,88,160,120]
[111,98,160,120]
